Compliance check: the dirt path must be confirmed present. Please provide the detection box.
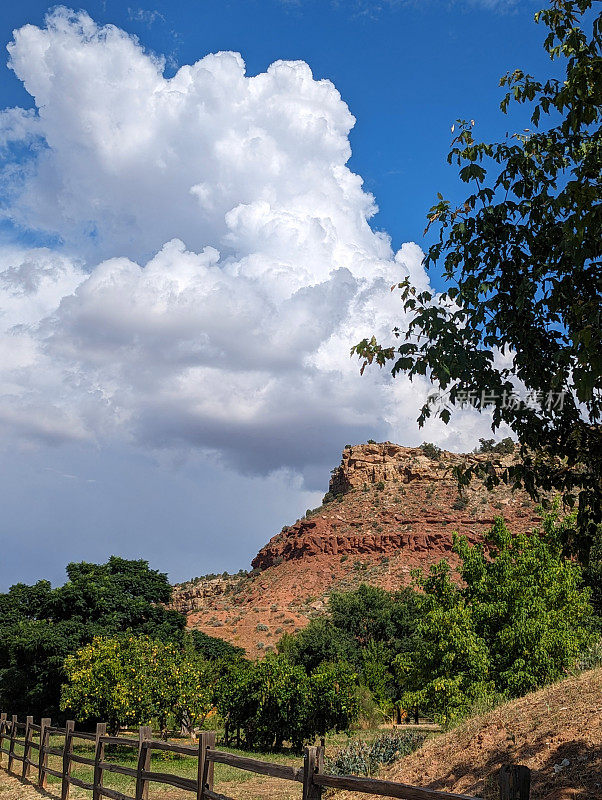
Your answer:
[0,771,65,800]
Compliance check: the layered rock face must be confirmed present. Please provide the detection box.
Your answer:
[168,575,238,614]
[252,442,535,571]
[173,442,540,656]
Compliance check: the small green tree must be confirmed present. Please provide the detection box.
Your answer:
[61,636,156,733]
[396,517,593,725]
[233,654,310,751]
[61,635,212,735]
[307,661,360,737]
[395,564,494,726]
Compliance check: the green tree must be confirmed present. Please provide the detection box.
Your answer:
[0,557,186,717]
[307,661,360,737]
[189,630,245,661]
[277,617,356,672]
[279,585,420,716]
[329,585,419,651]
[395,597,493,726]
[223,653,310,751]
[61,635,213,735]
[397,517,593,724]
[214,653,360,751]
[353,0,602,560]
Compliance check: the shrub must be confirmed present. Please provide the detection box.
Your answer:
[477,437,515,455]
[452,496,468,510]
[376,481,385,491]
[420,442,442,460]
[578,638,602,671]
[325,731,427,777]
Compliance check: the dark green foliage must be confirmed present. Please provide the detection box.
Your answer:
[397,516,593,724]
[277,617,356,672]
[325,730,428,777]
[214,654,359,751]
[329,585,420,651]
[420,442,442,460]
[353,1,602,561]
[0,557,186,717]
[189,630,246,661]
[280,585,421,716]
[477,437,516,455]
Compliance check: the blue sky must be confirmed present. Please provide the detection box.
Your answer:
[0,0,556,589]
[1,0,552,264]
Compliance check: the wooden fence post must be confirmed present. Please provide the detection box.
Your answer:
[61,720,75,800]
[135,726,152,800]
[7,715,17,772]
[316,744,324,777]
[92,723,106,800]
[38,718,50,788]
[22,716,33,779]
[197,731,215,800]
[499,765,531,800]
[0,713,6,764]
[303,746,322,800]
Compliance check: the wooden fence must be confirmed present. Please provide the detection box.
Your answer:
[0,713,531,800]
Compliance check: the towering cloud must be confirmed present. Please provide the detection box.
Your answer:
[0,8,490,483]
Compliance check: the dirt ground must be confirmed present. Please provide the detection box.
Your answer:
[0,768,302,800]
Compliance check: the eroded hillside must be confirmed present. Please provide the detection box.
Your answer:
[171,442,541,656]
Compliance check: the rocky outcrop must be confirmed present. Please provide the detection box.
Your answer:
[252,442,535,571]
[173,441,541,656]
[329,442,508,494]
[168,576,235,614]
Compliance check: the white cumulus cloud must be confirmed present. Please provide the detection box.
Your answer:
[0,7,496,485]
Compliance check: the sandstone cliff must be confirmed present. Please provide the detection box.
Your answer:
[171,442,540,656]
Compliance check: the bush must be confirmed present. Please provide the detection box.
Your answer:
[420,442,442,460]
[452,496,468,510]
[325,731,427,777]
[578,638,602,671]
[477,437,515,455]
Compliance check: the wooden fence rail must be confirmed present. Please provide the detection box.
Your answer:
[0,714,530,800]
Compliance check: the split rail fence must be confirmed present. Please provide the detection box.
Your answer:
[0,713,530,800]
